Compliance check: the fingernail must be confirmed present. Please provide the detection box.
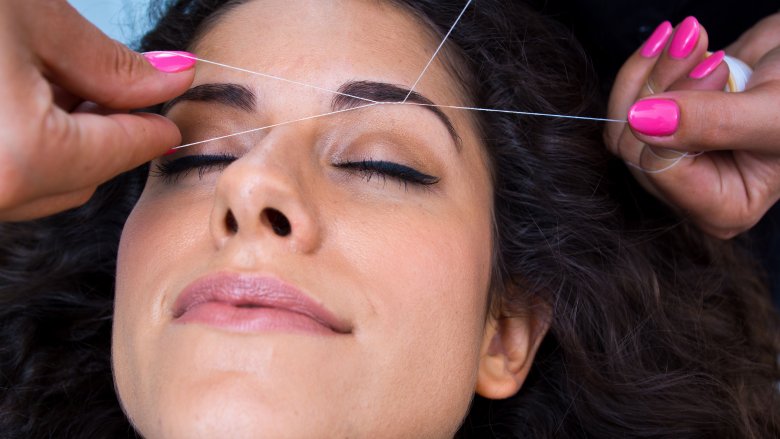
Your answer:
[143,51,196,73]
[640,21,673,58]
[628,99,680,137]
[669,16,700,59]
[164,148,177,156]
[689,50,725,79]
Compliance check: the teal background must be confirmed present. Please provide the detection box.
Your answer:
[68,0,153,45]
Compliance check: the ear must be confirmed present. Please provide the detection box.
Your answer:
[475,303,550,399]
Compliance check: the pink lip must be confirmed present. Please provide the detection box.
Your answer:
[172,273,351,335]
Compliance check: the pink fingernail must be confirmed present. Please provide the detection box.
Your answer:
[669,16,700,59]
[628,99,680,137]
[689,50,725,79]
[640,21,673,58]
[143,51,196,73]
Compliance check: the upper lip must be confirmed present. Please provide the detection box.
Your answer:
[172,272,352,334]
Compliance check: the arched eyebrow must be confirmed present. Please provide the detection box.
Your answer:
[162,80,461,150]
[333,80,461,150]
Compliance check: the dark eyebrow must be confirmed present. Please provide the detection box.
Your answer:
[162,81,460,150]
[162,83,256,114]
[332,81,461,151]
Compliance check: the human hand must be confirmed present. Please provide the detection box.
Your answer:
[0,0,196,221]
[605,14,780,239]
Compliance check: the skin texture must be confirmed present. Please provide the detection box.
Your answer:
[606,14,780,239]
[114,1,547,437]
[0,0,194,221]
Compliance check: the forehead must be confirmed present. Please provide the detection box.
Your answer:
[190,0,467,109]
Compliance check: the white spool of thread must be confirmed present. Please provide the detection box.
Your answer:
[722,54,752,92]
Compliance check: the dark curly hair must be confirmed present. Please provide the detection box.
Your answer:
[2,1,778,438]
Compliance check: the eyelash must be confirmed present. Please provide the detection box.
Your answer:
[334,159,439,189]
[152,154,236,184]
[152,155,440,189]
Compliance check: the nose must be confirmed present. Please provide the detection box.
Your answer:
[210,150,321,254]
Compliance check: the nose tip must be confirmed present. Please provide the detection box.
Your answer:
[209,141,322,254]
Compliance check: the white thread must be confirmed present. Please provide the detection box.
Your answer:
[645,145,687,160]
[396,102,625,123]
[645,79,656,95]
[174,54,625,123]
[173,53,378,104]
[402,0,473,102]
[624,152,690,174]
[163,1,629,152]
[173,100,625,150]
[172,103,378,150]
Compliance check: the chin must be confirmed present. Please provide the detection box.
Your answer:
[127,373,347,439]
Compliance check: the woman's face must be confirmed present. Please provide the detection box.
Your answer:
[115,0,495,437]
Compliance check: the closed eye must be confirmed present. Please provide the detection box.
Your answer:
[152,154,237,184]
[334,160,439,189]
[152,155,440,191]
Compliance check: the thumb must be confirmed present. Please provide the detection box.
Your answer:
[627,46,780,152]
[34,1,195,110]
[628,86,780,153]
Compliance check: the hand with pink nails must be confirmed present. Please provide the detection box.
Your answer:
[606,14,780,239]
[0,0,196,222]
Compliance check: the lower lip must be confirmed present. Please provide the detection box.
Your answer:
[175,302,336,335]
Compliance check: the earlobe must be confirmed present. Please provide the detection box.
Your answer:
[475,307,550,400]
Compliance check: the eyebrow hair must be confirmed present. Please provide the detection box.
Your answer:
[162,83,256,114]
[332,81,461,150]
[162,80,461,150]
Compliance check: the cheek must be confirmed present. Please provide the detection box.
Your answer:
[113,191,213,415]
[336,198,493,416]
[116,191,213,322]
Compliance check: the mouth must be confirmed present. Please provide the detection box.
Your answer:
[172,272,352,335]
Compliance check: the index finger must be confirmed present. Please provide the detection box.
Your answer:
[26,1,195,110]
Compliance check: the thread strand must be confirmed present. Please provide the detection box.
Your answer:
[402,0,472,102]
[172,103,379,150]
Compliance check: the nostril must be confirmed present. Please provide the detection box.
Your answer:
[225,210,238,234]
[263,208,291,237]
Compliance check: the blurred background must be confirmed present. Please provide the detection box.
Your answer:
[68,0,152,45]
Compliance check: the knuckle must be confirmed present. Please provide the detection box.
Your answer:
[103,42,143,107]
[689,104,735,149]
[42,106,79,156]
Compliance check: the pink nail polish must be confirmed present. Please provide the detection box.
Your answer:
[689,50,725,79]
[640,21,673,58]
[628,99,680,137]
[669,16,700,59]
[143,51,197,73]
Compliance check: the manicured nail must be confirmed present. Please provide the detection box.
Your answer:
[640,21,673,58]
[143,51,196,73]
[689,50,725,79]
[669,17,700,59]
[164,148,177,156]
[628,99,680,137]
